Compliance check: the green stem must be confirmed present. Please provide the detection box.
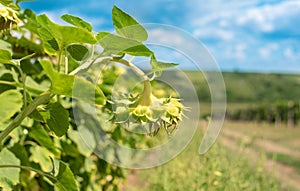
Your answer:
[69,56,112,75]
[57,50,63,102]
[65,55,68,74]
[111,58,152,106]
[0,92,52,144]
[137,79,152,106]
[16,63,27,107]
[0,80,44,95]
[0,165,56,182]
[70,56,153,105]
[0,80,17,86]
[57,50,63,72]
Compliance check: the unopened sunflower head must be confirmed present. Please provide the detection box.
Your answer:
[114,93,185,136]
[0,6,21,30]
[131,105,153,123]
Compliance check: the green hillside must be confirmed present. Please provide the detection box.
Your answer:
[184,71,300,103]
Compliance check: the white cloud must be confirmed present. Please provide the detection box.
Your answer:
[235,44,247,60]
[193,28,234,41]
[259,43,279,58]
[148,28,185,45]
[284,48,293,58]
[190,0,300,38]
[236,1,300,33]
[22,0,300,72]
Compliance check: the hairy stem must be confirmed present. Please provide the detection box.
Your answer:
[56,50,63,102]
[15,63,27,107]
[57,50,63,72]
[70,56,153,105]
[0,80,17,86]
[0,92,52,143]
[111,58,152,106]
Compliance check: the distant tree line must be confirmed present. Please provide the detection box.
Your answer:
[227,101,300,127]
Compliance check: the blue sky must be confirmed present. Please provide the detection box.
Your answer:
[21,0,300,73]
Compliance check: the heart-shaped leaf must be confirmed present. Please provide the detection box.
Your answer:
[150,56,178,73]
[0,39,12,52]
[0,90,23,124]
[0,148,21,190]
[40,60,106,106]
[0,49,13,64]
[112,5,148,42]
[53,161,79,191]
[61,14,92,32]
[97,32,153,57]
[67,44,89,61]
[37,14,96,52]
[45,102,69,137]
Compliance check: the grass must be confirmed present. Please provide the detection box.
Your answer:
[266,152,300,175]
[121,125,286,191]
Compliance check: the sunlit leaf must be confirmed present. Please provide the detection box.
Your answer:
[23,9,40,35]
[37,14,96,52]
[0,39,12,52]
[150,56,178,73]
[16,0,34,4]
[68,127,96,157]
[45,102,69,137]
[53,161,79,191]
[97,32,153,57]
[40,60,106,106]
[0,49,14,64]
[29,125,60,156]
[0,0,19,10]
[112,5,147,42]
[0,90,23,123]
[29,145,54,171]
[61,14,92,31]
[67,44,89,61]
[0,148,20,190]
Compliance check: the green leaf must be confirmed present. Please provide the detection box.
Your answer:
[37,14,96,51]
[68,127,96,157]
[37,28,59,54]
[40,60,106,106]
[96,32,153,57]
[44,102,69,137]
[29,145,54,172]
[53,161,79,191]
[112,5,148,42]
[61,14,92,32]
[0,39,12,52]
[0,148,21,190]
[29,109,44,122]
[24,9,40,35]
[9,143,28,165]
[16,0,34,4]
[150,56,178,73]
[0,49,14,64]
[0,90,23,123]
[67,44,89,61]
[25,76,50,95]
[0,0,19,10]
[29,125,60,156]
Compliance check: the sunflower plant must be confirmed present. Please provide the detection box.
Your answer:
[0,1,184,190]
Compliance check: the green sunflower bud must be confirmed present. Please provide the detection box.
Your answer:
[132,105,152,123]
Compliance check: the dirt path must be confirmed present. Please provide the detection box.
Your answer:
[220,128,300,190]
[222,128,300,159]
